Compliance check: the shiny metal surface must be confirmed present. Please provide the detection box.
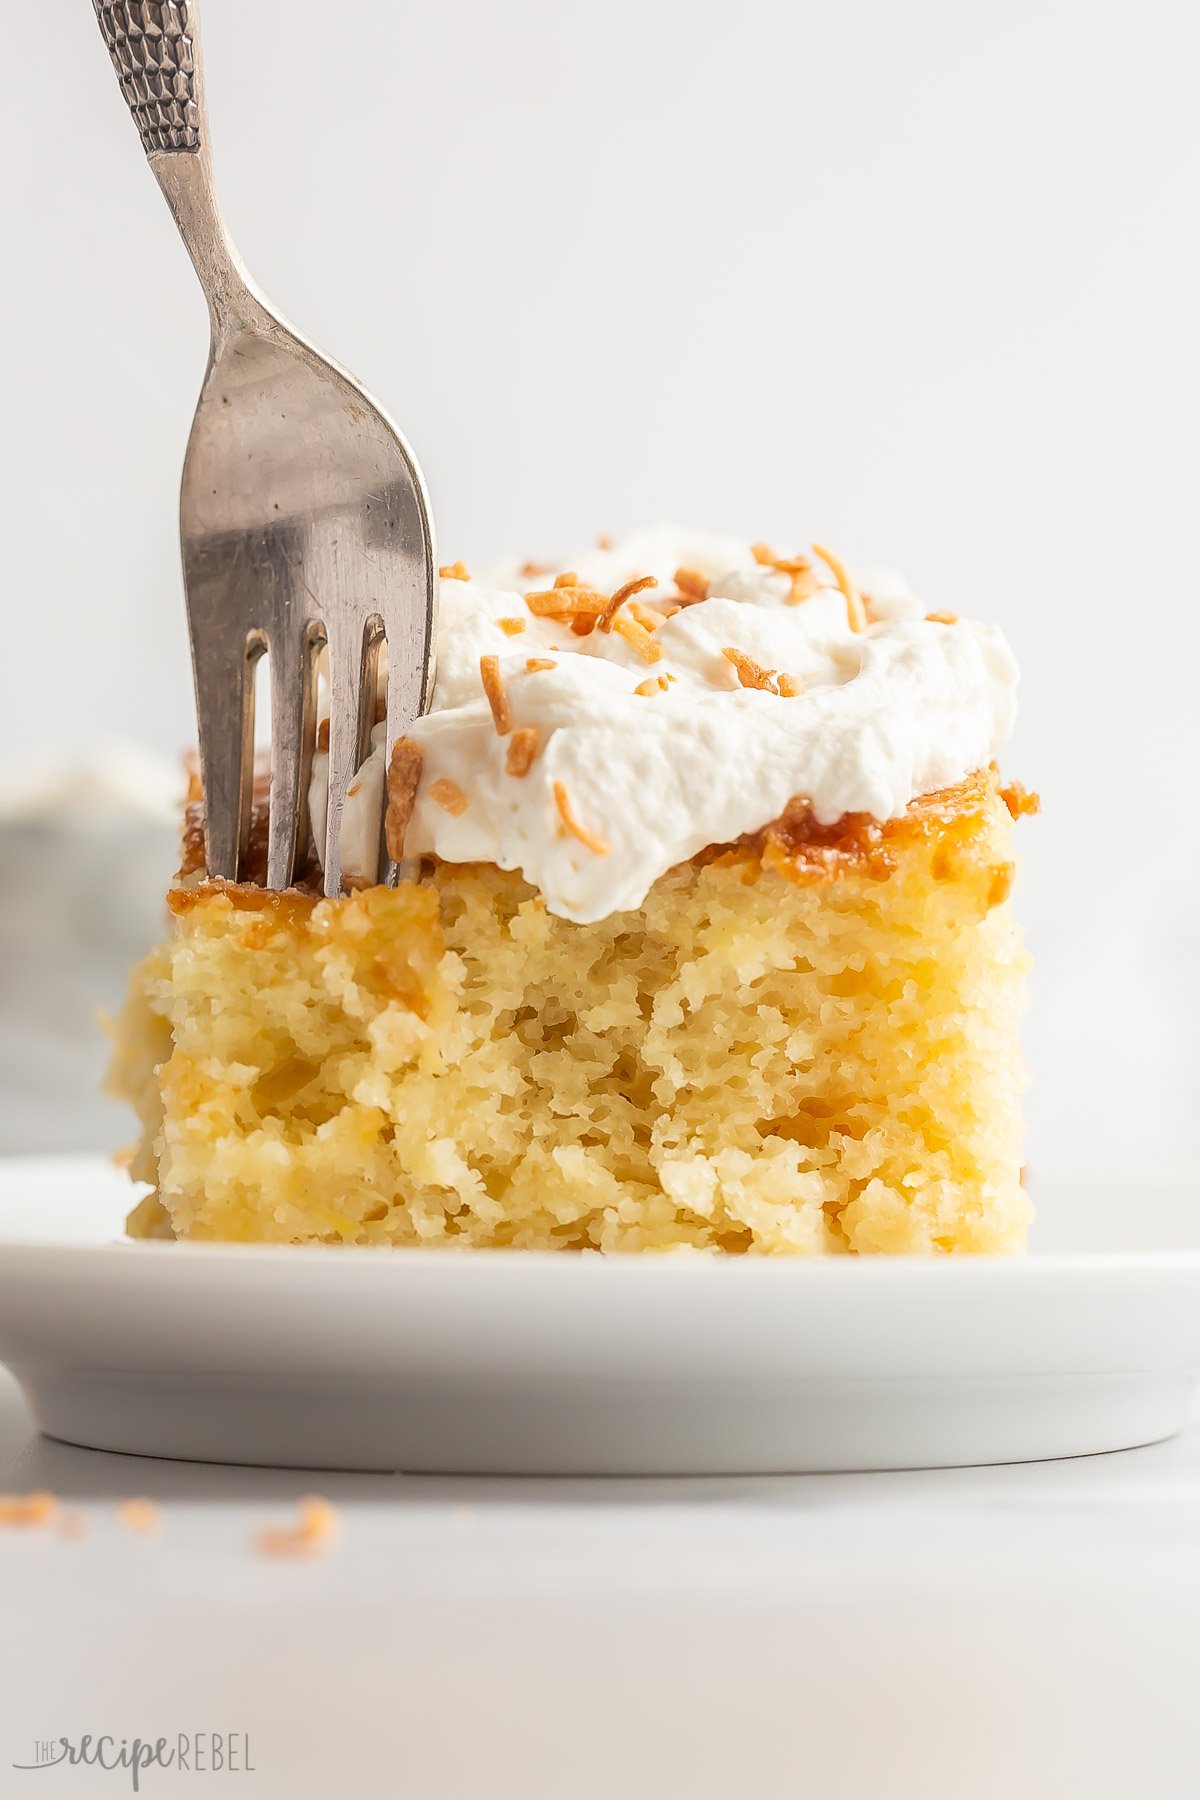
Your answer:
[91,1,437,893]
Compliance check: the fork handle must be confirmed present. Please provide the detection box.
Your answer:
[91,0,262,329]
[91,2,203,155]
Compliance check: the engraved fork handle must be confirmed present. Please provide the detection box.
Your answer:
[91,0,203,152]
[91,0,258,329]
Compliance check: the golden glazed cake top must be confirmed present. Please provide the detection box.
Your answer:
[129,766,1032,1254]
[180,766,1039,908]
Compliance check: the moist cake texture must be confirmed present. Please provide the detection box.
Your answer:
[109,530,1035,1255]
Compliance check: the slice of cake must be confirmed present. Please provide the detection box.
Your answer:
[109,529,1037,1254]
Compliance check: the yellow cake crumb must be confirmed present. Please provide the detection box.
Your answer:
[254,1496,341,1558]
[108,770,1031,1256]
[116,1498,161,1535]
[0,1492,58,1528]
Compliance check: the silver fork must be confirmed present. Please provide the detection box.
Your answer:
[91,0,437,895]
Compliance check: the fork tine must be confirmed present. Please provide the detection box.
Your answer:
[266,623,318,890]
[191,628,255,881]
[381,643,427,887]
[380,515,437,884]
[322,620,371,897]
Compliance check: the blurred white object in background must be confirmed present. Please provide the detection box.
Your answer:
[0,745,181,1155]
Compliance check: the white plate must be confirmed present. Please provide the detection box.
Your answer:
[0,1155,1198,1474]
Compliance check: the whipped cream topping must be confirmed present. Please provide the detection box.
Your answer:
[311,528,1018,924]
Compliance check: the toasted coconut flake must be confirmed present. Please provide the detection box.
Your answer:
[597,574,658,633]
[570,614,597,637]
[505,727,541,777]
[519,558,550,578]
[596,531,613,549]
[525,585,608,620]
[628,599,668,632]
[723,646,779,692]
[479,656,513,735]
[787,568,821,604]
[385,737,423,862]
[751,542,813,577]
[525,657,557,673]
[553,782,610,855]
[554,571,579,588]
[612,611,662,663]
[673,566,710,603]
[255,1495,341,1559]
[811,542,867,632]
[926,610,959,625]
[428,777,469,816]
[0,1491,58,1528]
[439,561,470,581]
[498,616,527,636]
[117,1498,161,1535]
[777,673,805,697]
[635,675,670,696]
[750,544,819,604]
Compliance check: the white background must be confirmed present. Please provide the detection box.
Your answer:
[2,0,1198,1178]
[4,1370,1200,1800]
